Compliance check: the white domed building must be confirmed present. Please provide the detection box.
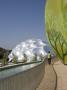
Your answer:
[8,39,47,63]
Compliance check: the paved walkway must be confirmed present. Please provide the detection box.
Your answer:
[53,60,67,90]
[36,59,56,90]
[36,58,67,90]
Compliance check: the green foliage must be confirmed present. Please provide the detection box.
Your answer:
[45,0,67,64]
[12,54,17,64]
[2,54,8,66]
[46,22,67,63]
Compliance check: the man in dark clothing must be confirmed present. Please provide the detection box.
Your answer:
[47,51,51,65]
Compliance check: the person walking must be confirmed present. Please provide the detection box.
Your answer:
[47,51,51,65]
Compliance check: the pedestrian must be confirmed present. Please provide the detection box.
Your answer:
[47,51,51,65]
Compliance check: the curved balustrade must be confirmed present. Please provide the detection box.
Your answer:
[0,60,45,90]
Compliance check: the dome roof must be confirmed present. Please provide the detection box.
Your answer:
[8,39,47,62]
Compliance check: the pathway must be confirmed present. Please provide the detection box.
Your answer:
[36,59,56,90]
[53,60,67,90]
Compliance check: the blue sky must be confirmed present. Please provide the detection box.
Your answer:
[0,0,46,49]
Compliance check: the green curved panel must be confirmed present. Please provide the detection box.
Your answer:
[45,0,67,64]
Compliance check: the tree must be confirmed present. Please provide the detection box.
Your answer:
[45,0,67,64]
[46,14,67,63]
[2,53,8,66]
[12,54,17,64]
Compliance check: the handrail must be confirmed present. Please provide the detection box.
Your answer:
[0,60,42,71]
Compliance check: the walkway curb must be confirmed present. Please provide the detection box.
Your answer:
[52,64,57,90]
